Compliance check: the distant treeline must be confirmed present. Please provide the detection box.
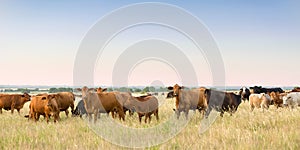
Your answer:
[49,87,73,93]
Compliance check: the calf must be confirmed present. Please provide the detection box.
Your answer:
[0,93,31,114]
[249,93,271,111]
[204,89,242,117]
[72,100,86,118]
[29,95,59,123]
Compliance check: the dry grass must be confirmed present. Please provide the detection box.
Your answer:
[0,95,300,149]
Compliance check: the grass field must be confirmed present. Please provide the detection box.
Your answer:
[0,95,300,149]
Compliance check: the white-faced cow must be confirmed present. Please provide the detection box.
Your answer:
[282,92,300,109]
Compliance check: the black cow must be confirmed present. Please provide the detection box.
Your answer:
[72,100,86,118]
[205,89,242,118]
[250,86,284,94]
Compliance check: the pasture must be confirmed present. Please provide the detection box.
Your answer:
[0,94,300,149]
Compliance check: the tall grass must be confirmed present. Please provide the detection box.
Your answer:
[0,97,299,149]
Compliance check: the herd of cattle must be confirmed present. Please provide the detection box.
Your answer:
[0,85,300,123]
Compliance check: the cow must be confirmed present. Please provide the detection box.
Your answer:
[167,84,208,119]
[81,87,125,123]
[72,100,86,118]
[282,92,300,109]
[28,95,59,123]
[204,89,242,117]
[239,87,250,101]
[124,95,159,123]
[249,93,271,111]
[0,93,31,114]
[269,91,284,108]
[96,87,132,117]
[38,92,75,118]
[249,86,284,94]
[291,87,300,92]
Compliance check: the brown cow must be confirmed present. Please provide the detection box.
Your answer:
[29,95,59,123]
[38,92,75,118]
[96,87,132,117]
[82,87,125,123]
[125,95,159,123]
[269,91,284,108]
[167,84,207,119]
[0,93,31,114]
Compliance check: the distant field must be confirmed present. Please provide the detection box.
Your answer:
[0,94,300,149]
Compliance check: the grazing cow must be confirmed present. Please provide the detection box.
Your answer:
[204,89,242,117]
[29,95,59,123]
[239,87,251,101]
[250,86,284,94]
[167,84,208,119]
[0,93,31,114]
[72,100,86,118]
[125,95,159,123]
[39,92,75,118]
[82,88,125,123]
[269,92,284,108]
[282,92,300,109]
[249,93,271,111]
[52,92,75,118]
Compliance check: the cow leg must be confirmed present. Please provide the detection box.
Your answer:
[94,113,98,123]
[176,110,180,119]
[138,114,142,123]
[0,108,2,114]
[17,109,21,115]
[155,109,159,121]
[46,114,50,123]
[148,114,152,124]
[11,104,15,114]
[145,114,148,123]
[65,110,69,117]
[88,113,92,122]
[220,111,224,117]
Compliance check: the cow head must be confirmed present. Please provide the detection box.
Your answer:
[96,87,107,93]
[21,93,31,102]
[239,87,250,101]
[76,86,95,98]
[167,84,183,96]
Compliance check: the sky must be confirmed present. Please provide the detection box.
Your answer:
[0,1,300,87]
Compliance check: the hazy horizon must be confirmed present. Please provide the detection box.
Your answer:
[1,1,300,87]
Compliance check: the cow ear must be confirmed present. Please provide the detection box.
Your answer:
[76,88,82,92]
[204,89,211,97]
[102,88,107,92]
[180,86,184,89]
[167,86,173,90]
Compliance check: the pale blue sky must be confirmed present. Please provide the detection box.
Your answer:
[1,1,299,86]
